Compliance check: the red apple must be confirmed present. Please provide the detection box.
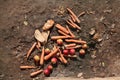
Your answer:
[79,49,85,55]
[63,49,69,55]
[45,48,51,55]
[51,57,57,64]
[44,69,50,76]
[47,65,53,71]
[57,39,63,45]
[69,49,75,55]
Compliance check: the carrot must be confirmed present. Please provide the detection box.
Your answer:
[64,43,76,48]
[58,30,69,36]
[58,48,67,64]
[64,55,77,58]
[51,36,73,40]
[20,66,36,69]
[37,41,41,48]
[67,8,80,23]
[26,42,37,59]
[58,57,64,63]
[44,47,59,60]
[66,20,76,28]
[66,25,75,38]
[65,45,81,49]
[65,39,86,44]
[55,24,69,34]
[68,19,81,30]
[70,14,76,22]
[78,11,85,17]
[30,69,43,77]
[40,47,45,65]
[36,44,40,50]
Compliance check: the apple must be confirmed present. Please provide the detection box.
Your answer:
[47,65,53,71]
[45,48,51,55]
[69,49,75,55]
[82,44,88,49]
[79,49,85,55]
[57,39,63,45]
[51,57,57,64]
[63,49,69,55]
[44,69,50,76]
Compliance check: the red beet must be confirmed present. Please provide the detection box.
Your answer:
[63,49,69,55]
[69,49,75,55]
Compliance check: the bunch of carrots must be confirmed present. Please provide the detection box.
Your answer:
[20,8,87,77]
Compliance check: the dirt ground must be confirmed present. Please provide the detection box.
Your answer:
[0,0,120,80]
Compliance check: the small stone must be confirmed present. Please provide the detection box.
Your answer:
[23,21,28,26]
[89,28,96,35]
[91,55,96,59]
[77,72,83,78]
[97,38,103,42]
[93,33,100,40]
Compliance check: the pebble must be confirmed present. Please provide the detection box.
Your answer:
[89,28,96,35]
[93,33,100,40]
[77,72,83,78]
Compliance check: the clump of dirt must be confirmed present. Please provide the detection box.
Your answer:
[0,0,120,80]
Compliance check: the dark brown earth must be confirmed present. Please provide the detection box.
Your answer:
[0,0,120,80]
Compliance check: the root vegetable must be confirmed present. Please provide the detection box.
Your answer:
[66,25,75,38]
[20,66,36,69]
[26,42,37,59]
[65,39,86,44]
[55,24,69,34]
[66,20,76,28]
[64,43,76,48]
[51,36,73,40]
[78,11,85,17]
[67,8,80,23]
[30,69,43,77]
[66,45,81,49]
[58,48,68,64]
[44,47,59,60]
[40,47,45,65]
[58,30,69,36]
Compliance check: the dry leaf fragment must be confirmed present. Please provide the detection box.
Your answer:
[41,30,50,42]
[42,20,54,30]
[34,29,45,43]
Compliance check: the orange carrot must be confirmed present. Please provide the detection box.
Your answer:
[55,24,69,34]
[58,57,64,63]
[20,66,36,69]
[67,8,80,23]
[44,47,59,60]
[37,41,41,48]
[68,19,81,30]
[66,20,76,28]
[36,44,40,50]
[40,47,45,65]
[65,45,81,49]
[51,36,73,40]
[58,30,69,36]
[70,14,76,22]
[66,25,75,38]
[58,48,67,64]
[65,39,86,44]
[64,43,76,48]
[26,42,37,59]
[30,69,43,77]
[78,11,85,17]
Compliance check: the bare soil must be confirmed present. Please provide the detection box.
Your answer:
[0,0,120,80]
